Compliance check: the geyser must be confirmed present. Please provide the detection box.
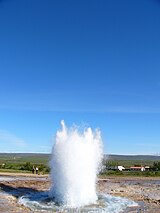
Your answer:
[49,120,103,207]
[18,121,138,212]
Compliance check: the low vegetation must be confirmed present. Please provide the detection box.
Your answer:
[100,170,160,177]
[0,153,160,176]
[0,161,50,174]
[100,159,160,177]
[0,153,50,174]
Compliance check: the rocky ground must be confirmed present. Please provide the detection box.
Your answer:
[98,177,160,212]
[0,173,159,212]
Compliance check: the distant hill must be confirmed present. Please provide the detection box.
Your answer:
[0,153,160,163]
[105,154,160,161]
[0,153,51,164]
[0,153,50,157]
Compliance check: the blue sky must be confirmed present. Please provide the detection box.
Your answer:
[0,0,160,154]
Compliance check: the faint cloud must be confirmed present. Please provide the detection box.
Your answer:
[0,130,27,147]
[39,145,52,153]
[0,92,160,114]
[1,104,160,114]
[136,143,160,148]
[95,106,160,114]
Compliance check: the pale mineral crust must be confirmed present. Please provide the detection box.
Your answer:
[0,174,160,212]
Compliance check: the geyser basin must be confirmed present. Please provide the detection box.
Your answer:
[49,120,103,207]
[18,121,138,212]
[18,192,138,213]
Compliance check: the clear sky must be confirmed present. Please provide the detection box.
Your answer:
[0,0,160,154]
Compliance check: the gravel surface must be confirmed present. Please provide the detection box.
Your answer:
[0,173,159,212]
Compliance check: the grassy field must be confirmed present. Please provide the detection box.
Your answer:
[104,160,158,169]
[0,153,50,174]
[0,153,160,176]
[100,170,160,177]
[0,153,50,165]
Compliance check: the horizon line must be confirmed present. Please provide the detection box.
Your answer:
[0,152,159,156]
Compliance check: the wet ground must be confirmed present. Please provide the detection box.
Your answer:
[98,177,160,212]
[0,173,159,212]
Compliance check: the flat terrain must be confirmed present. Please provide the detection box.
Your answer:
[0,173,160,212]
[1,153,160,174]
[0,153,160,212]
[1,153,160,163]
[0,153,50,165]
[0,172,48,177]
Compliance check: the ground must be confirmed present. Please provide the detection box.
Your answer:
[0,173,160,212]
[98,176,160,212]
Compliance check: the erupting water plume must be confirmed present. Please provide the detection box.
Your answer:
[18,121,138,212]
[49,120,103,207]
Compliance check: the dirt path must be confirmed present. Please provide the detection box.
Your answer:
[0,172,49,178]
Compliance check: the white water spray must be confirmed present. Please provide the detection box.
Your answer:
[18,121,138,212]
[49,120,103,207]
